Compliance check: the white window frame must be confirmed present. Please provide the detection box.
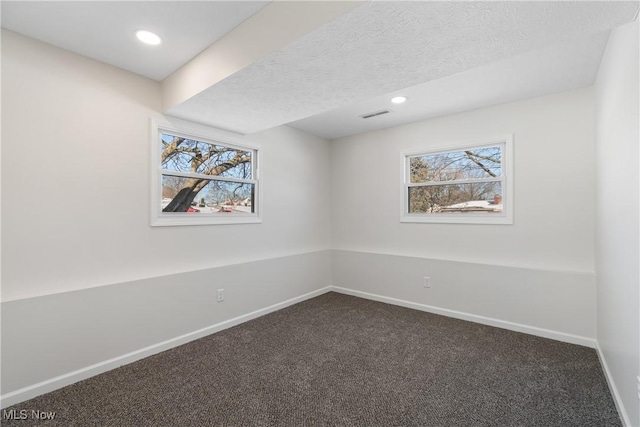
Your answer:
[401,135,513,225]
[150,117,261,227]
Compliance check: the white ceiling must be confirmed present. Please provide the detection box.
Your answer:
[2,1,639,139]
[0,1,270,81]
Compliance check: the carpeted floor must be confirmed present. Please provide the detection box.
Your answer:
[2,292,621,426]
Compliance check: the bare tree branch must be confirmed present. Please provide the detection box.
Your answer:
[464,151,497,177]
[466,151,500,164]
[161,136,185,163]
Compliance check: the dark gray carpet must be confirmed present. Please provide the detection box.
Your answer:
[2,292,621,426]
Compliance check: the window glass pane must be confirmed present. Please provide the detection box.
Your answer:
[408,182,503,214]
[160,133,252,179]
[410,146,501,183]
[162,175,255,214]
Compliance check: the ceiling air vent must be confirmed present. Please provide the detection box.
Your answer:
[360,109,391,119]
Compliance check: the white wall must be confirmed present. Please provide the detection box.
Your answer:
[594,20,640,427]
[1,30,332,400]
[1,30,331,302]
[331,88,595,272]
[331,88,597,340]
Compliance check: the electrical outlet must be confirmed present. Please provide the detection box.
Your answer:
[217,289,225,302]
[423,276,431,288]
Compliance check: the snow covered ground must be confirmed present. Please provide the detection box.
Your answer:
[161,198,252,214]
[440,200,502,212]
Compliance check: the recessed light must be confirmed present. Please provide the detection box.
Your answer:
[391,96,407,104]
[135,30,162,46]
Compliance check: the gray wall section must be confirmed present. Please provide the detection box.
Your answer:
[1,250,331,394]
[332,250,595,340]
[1,249,596,399]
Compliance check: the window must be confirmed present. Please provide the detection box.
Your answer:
[402,135,513,224]
[151,119,260,226]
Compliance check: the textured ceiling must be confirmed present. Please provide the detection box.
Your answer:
[289,31,611,140]
[0,1,270,81]
[166,1,639,135]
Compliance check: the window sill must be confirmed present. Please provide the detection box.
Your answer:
[151,214,262,227]
[400,214,513,225]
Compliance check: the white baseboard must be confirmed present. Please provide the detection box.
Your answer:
[595,342,632,427]
[330,285,597,348]
[0,286,332,409]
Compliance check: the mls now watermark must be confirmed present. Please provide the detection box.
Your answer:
[3,409,57,420]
